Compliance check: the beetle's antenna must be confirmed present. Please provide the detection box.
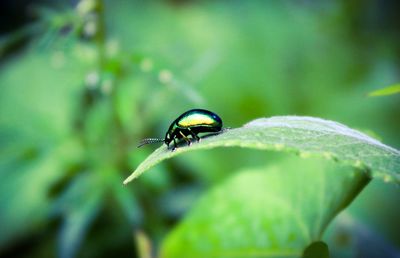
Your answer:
[137,138,165,148]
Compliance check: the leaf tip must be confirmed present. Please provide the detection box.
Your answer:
[123,175,135,185]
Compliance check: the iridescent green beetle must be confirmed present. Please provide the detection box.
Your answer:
[138,109,223,151]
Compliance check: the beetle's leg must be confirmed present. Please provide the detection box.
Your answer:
[187,128,200,142]
[172,136,177,151]
[179,131,192,146]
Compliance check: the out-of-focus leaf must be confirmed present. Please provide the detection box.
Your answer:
[0,48,88,147]
[0,138,84,249]
[0,44,89,250]
[108,170,143,224]
[135,230,152,258]
[368,84,400,97]
[84,100,113,145]
[158,185,203,218]
[55,172,103,258]
[160,157,369,257]
[0,156,62,249]
[114,76,145,133]
[124,116,400,184]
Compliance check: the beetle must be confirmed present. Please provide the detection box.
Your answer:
[138,109,223,151]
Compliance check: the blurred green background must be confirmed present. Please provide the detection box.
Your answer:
[0,0,399,257]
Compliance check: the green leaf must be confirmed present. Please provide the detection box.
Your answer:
[160,157,369,257]
[368,84,400,97]
[55,172,103,258]
[0,138,83,249]
[124,116,400,184]
[108,170,143,224]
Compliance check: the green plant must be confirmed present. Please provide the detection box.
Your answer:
[1,1,399,258]
[126,116,399,257]
[368,84,400,97]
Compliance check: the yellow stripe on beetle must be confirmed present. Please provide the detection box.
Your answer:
[177,113,217,127]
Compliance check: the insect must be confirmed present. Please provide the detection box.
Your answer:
[138,109,223,151]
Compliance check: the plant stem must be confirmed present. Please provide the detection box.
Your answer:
[94,0,106,70]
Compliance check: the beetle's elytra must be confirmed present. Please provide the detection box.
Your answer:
[138,109,223,151]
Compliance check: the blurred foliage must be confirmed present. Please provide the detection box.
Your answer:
[0,0,399,257]
[368,84,400,97]
[161,156,368,257]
